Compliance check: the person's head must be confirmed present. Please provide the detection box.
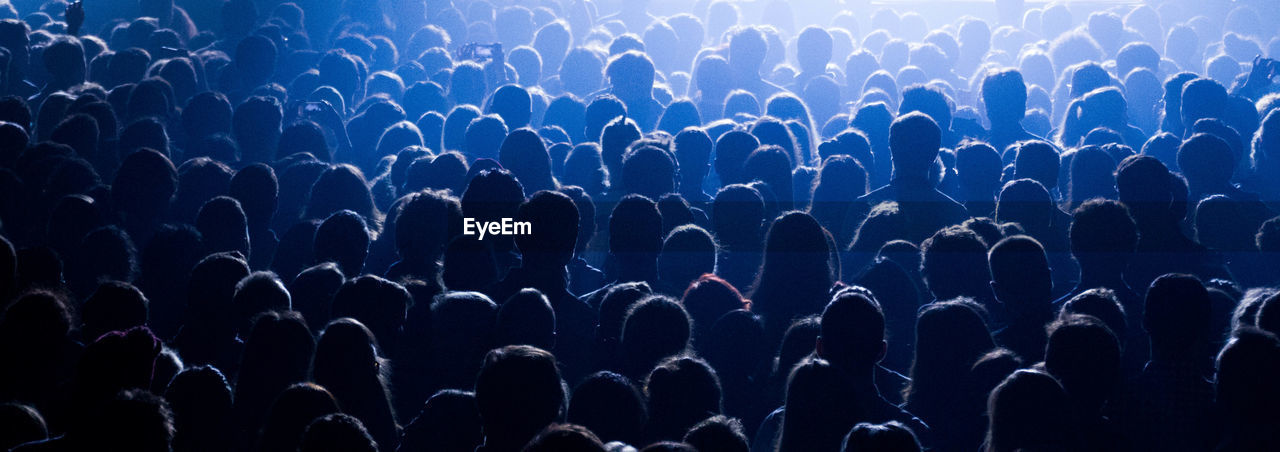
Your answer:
[752,211,834,321]
[728,27,766,75]
[982,68,1027,125]
[196,196,249,257]
[329,275,410,353]
[714,130,760,186]
[817,289,886,372]
[796,26,833,74]
[778,357,857,452]
[0,403,47,450]
[657,225,716,295]
[86,389,175,452]
[683,415,749,452]
[1180,78,1228,132]
[523,423,607,452]
[474,345,565,450]
[712,184,765,249]
[607,51,656,100]
[920,226,990,301]
[622,295,692,378]
[394,189,463,264]
[609,194,664,260]
[568,371,647,445]
[622,145,678,199]
[1177,133,1235,192]
[899,85,953,132]
[1070,198,1137,271]
[1011,140,1060,191]
[1144,274,1212,359]
[305,164,379,223]
[988,235,1052,310]
[496,288,556,350]
[599,115,642,174]
[1044,314,1121,413]
[889,112,941,178]
[644,355,723,443]
[81,281,149,343]
[229,163,278,230]
[298,413,378,452]
[674,127,713,187]
[985,370,1073,452]
[561,47,605,98]
[906,300,994,403]
[955,141,1002,194]
[840,421,922,452]
[313,210,370,277]
[232,96,283,163]
[256,383,341,452]
[1216,328,1280,425]
[1115,154,1174,225]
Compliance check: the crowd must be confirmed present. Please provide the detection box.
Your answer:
[1,0,1280,451]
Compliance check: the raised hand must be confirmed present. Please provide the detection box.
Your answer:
[65,0,84,36]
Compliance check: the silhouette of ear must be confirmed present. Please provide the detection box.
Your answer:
[878,340,887,362]
[815,336,826,358]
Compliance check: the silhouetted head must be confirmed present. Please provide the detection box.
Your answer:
[86,389,175,452]
[985,370,1073,452]
[395,189,463,264]
[474,345,565,451]
[622,295,692,379]
[1216,328,1280,426]
[1180,78,1227,132]
[645,355,723,443]
[81,281,149,342]
[1144,274,1212,359]
[920,226,990,301]
[982,69,1027,125]
[1044,314,1120,413]
[989,235,1052,311]
[568,371,647,445]
[889,112,941,178]
[1070,198,1137,271]
[1177,133,1235,192]
[778,357,858,452]
[658,225,716,296]
[906,300,994,405]
[523,423,607,452]
[684,415,750,452]
[314,210,370,277]
[196,196,250,257]
[840,421,922,452]
[299,413,378,452]
[818,290,886,372]
[496,288,556,350]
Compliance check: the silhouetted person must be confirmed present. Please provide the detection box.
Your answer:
[568,371,647,445]
[1116,274,1219,451]
[984,370,1076,452]
[474,345,565,452]
[846,112,969,243]
[988,235,1054,362]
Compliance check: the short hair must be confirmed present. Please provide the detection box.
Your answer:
[522,423,606,452]
[684,415,748,452]
[515,190,580,257]
[888,111,941,174]
[299,413,378,452]
[982,68,1027,123]
[1070,199,1137,257]
[1144,274,1212,354]
[919,225,990,300]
